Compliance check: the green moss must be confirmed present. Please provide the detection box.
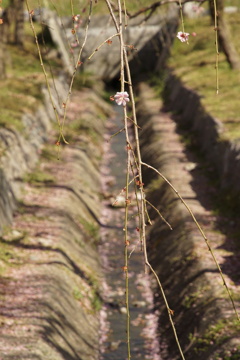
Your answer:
[72,72,96,90]
[88,275,102,312]
[0,244,15,262]
[0,77,42,132]
[149,70,169,98]
[80,218,99,243]
[72,272,102,313]
[24,168,55,185]
[40,145,61,162]
[91,291,102,312]
[73,287,84,301]
[0,42,45,132]
[0,237,23,275]
[0,112,23,132]
[146,177,165,193]
[64,116,101,145]
[183,285,210,309]
[193,318,240,354]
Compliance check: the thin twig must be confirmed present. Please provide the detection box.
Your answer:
[126,0,207,19]
[145,198,173,230]
[213,0,219,94]
[141,161,240,322]
[88,33,120,60]
[109,127,125,140]
[70,0,80,45]
[25,0,68,144]
[147,262,186,360]
[37,0,62,107]
[105,0,188,358]
[59,0,93,141]
[116,0,132,357]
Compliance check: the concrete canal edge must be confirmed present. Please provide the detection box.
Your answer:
[1,71,240,359]
[164,72,240,208]
[136,82,240,360]
[0,80,113,359]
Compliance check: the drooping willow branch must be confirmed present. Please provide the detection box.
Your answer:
[105,1,186,359]
[59,0,93,140]
[25,0,69,147]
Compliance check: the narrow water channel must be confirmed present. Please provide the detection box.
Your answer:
[99,105,161,360]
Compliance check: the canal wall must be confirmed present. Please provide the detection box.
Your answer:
[137,82,240,360]
[0,79,112,359]
[0,76,66,233]
[164,73,240,206]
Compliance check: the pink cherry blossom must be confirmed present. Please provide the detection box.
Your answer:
[177,31,190,43]
[114,91,130,106]
[72,14,80,22]
[71,41,79,48]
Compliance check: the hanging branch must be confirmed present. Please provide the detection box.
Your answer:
[105,1,186,358]
[141,161,240,322]
[110,0,206,20]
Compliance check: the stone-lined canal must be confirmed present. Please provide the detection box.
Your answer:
[99,105,161,360]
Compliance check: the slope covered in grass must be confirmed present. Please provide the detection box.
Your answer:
[168,12,240,141]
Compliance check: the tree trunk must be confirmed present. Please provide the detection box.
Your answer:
[218,16,240,70]
[0,11,8,79]
[209,0,240,70]
[14,0,25,46]
[0,38,6,80]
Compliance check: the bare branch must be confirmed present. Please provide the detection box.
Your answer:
[112,0,207,20]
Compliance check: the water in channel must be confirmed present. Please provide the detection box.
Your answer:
[99,105,161,360]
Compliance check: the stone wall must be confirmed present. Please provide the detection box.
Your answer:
[42,6,178,82]
[137,82,240,360]
[0,77,66,234]
[164,73,240,200]
[0,76,112,359]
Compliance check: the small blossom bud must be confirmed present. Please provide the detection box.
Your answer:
[72,14,80,22]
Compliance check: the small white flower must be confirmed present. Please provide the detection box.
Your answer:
[114,91,130,106]
[72,14,80,22]
[177,31,190,43]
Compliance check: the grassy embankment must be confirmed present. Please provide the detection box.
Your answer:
[168,10,240,141]
[23,0,155,16]
[0,4,101,273]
